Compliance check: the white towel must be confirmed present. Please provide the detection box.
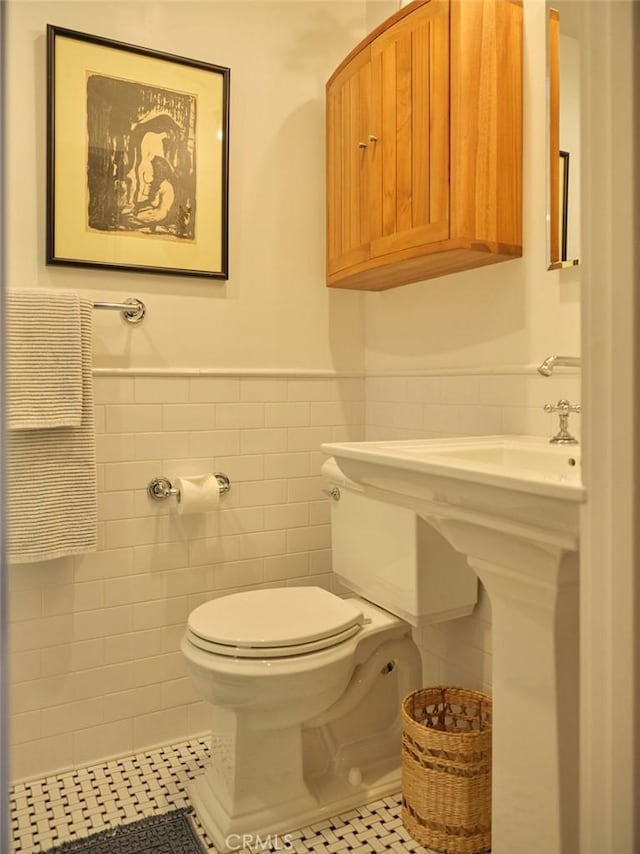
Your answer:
[8,296,97,563]
[7,289,84,429]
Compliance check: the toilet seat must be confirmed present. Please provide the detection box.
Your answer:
[187,587,364,659]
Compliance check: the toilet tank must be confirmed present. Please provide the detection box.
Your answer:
[322,458,477,626]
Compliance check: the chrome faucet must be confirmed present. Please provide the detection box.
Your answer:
[537,356,582,443]
[543,399,581,444]
[537,355,581,376]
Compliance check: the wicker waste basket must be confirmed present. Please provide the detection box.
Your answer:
[401,686,492,854]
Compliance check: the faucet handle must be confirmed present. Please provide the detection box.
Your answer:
[543,399,581,444]
[544,399,581,415]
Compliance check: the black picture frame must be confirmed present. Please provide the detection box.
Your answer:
[46,25,230,279]
[559,150,570,263]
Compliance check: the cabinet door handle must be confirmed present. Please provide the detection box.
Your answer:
[358,141,367,149]
[368,134,378,142]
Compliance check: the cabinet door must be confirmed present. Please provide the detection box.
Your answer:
[370,0,450,259]
[326,47,372,276]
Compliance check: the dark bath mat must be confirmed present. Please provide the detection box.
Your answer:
[41,808,207,854]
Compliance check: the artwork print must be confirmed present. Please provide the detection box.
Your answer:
[47,25,230,279]
[86,76,197,240]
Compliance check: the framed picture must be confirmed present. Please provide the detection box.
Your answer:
[47,25,230,279]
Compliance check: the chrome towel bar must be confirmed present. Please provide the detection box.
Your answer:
[93,297,146,324]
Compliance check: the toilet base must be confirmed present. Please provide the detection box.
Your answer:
[182,603,423,852]
[189,756,402,853]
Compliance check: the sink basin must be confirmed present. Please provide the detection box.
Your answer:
[322,434,585,538]
[323,435,584,501]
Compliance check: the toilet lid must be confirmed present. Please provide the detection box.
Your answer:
[187,587,364,656]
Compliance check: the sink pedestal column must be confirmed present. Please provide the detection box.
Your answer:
[426,517,579,854]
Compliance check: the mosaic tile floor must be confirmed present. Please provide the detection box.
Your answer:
[10,737,433,853]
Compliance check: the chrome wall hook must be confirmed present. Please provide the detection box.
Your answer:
[147,473,231,502]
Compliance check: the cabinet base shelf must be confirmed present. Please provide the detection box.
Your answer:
[327,242,522,291]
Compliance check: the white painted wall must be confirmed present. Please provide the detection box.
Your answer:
[5,0,582,397]
[364,0,581,374]
[5,1,367,373]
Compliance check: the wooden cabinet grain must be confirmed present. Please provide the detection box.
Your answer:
[326,0,523,291]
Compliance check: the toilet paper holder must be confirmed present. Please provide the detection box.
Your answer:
[147,472,231,502]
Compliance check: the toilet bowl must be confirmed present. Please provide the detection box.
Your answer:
[182,587,421,851]
[181,458,478,851]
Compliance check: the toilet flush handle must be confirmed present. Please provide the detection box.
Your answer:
[322,487,341,501]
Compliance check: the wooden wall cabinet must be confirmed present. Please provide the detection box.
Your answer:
[326,0,523,291]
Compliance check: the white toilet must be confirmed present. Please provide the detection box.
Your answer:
[181,457,478,851]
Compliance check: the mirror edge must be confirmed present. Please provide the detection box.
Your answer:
[547,4,580,271]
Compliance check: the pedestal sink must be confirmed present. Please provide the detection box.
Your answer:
[322,436,586,854]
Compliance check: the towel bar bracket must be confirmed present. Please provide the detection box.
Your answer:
[121,298,146,323]
[93,297,146,324]
[147,473,231,502]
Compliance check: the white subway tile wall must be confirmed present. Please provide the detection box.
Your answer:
[8,375,364,781]
[365,373,582,442]
[9,369,581,782]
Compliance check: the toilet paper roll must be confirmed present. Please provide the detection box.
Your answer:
[175,474,220,515]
